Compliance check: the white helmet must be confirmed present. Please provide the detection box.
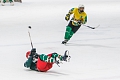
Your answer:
[78,4,85,8]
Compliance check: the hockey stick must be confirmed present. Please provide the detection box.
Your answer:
[83,24,100,29]
[70,20,100,29]
[28,26,33,49]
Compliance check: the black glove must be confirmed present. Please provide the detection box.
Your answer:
[30,48,36,56]
[78,20,82,25]
[65,14,70,21]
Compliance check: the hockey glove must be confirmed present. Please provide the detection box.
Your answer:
[30,48,36,56]
[72,20,82,26]
[78,21,82,25]
[82,21,87,24]
[65,14,70,21]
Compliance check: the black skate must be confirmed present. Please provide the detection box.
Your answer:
[62,40,68,44]
[62,50,71,62]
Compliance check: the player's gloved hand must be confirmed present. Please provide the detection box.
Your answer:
[30,48,36,56]
[65,14,70,21]
[78,21,82,25]
[82,21,87,24]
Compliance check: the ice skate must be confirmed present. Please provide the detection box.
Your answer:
[10,1,14,6]
[62,39,68,44]
[62,50,71,62]
[1,1,5,6]
[1,3,5,6]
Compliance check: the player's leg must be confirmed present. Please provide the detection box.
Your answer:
[62,21,74,44]
[72,26,81,33]
[9,0,14,6]
[1,0,6,6]
[39,53,62,63]
[3,0,6,3]
[64,26,73,40]
[52,51,71,62]
[39,53,66,63]
[9,0,13,2]
[39,54,55,63]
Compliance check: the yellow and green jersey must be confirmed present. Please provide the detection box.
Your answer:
[68,8,87,24]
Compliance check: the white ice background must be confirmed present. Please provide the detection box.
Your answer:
[0,0,120,80]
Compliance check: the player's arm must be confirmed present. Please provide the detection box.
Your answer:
[83,15,87,24]
[65,8,75,21]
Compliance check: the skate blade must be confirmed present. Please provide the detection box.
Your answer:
[1,3,5,6]
[65,50,71,62]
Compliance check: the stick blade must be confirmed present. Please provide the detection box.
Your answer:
[96,24,100,28]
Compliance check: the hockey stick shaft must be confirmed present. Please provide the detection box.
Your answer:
[70,20,99,29]
[28,27,33,49]
[83,24,95,29]
[83,24,100,29]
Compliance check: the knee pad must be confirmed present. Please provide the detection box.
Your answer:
[66,26,72,32]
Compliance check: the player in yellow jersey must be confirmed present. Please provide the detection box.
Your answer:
[62,4,87,44]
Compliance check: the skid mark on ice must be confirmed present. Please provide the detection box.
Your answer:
[0,41,60,47]
[66,43,114,48]
[77,76,120,80]
[0,43,30,47]
[43,47,58,50]
[73,37,120,42]
[0,42,114,48]
[24,69,68,76]
[0,36,119,47]
[0,44,33,47]
[45,71,69,76]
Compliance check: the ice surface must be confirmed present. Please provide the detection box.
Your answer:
[0,0,120,80]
